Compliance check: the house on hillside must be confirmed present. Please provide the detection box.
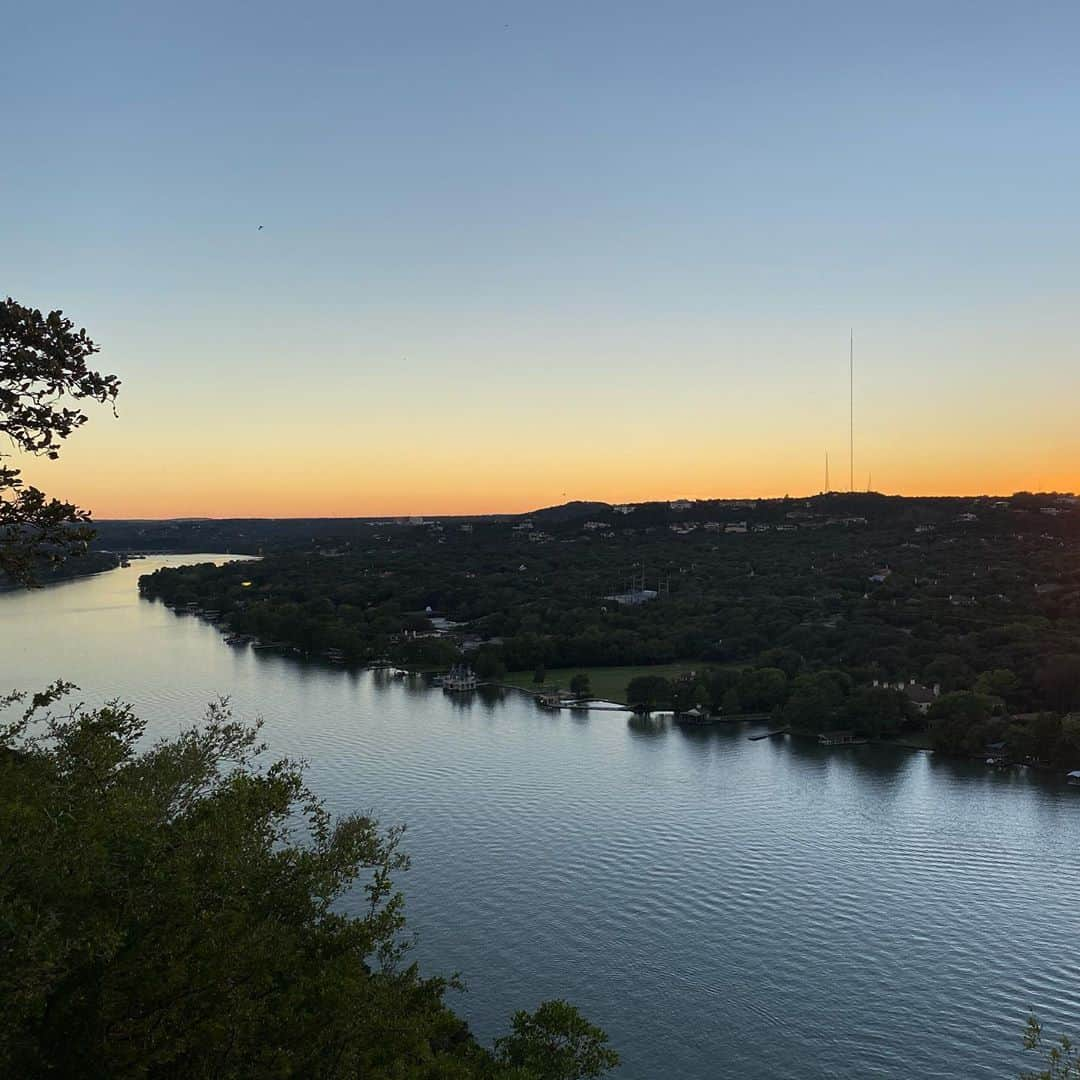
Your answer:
[873,677,940,715]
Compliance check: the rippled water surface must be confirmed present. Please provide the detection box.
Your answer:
[3,558,1079,1078]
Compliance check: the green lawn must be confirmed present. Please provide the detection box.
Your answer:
[499,662,728,704]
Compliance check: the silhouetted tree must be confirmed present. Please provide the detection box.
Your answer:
[0,692,618,1078]
[1,298,119,584]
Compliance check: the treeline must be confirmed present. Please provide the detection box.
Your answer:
[138,498,1080,769]
[620,664,1080,768]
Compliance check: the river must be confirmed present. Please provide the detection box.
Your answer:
[2,557,1078,1079]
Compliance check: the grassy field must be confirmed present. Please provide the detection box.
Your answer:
[499,662,721,704]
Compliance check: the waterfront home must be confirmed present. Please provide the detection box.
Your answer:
[870,677,940,714]
[605,588,659,606]
[1067,771,1080,786]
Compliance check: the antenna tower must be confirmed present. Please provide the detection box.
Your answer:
[849,329,854,493]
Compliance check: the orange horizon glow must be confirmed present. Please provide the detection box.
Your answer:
[18,447,1080,520]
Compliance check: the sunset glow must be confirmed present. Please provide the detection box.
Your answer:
[7,2,1079,517]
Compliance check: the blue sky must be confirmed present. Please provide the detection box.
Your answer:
[5,1,1080,514]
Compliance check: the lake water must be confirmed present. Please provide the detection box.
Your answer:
[3,557,1078,1079]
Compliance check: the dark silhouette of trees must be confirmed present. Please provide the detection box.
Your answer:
[0,694,618,1078]
[1,298,120,585]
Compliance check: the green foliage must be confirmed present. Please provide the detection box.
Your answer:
[844,685,912,737]
[783,670,851,733]
[569,673,591,699]
[625,675,672,712]
[495,1000,619,1080]
[736,667,788,711]
[927,692,1000,755]
[0,691,617,1079]
[135,492,1080,766]
[974,668,1020,702]
[1022,1015,1080,1079]
[1037,655,1080,713]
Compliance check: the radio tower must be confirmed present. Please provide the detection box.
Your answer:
[849,329,854,493]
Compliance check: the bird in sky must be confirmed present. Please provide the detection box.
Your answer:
[257,225,263,230]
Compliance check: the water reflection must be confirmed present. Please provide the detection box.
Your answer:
[2,558,1079,1080]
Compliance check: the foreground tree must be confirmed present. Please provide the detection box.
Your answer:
[0,297,119,584]
[1022,1015,1079,1079]
[0,690,617,1078]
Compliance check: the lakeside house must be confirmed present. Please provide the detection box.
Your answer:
[873,677,941,714]
[606,588,659,606]
[1067,771,1080,786]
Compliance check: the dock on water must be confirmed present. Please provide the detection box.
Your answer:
[748,727,790,741]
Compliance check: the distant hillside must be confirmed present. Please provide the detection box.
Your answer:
[526,501,612,523]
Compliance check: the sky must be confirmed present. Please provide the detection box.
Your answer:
[5,1,1079,517]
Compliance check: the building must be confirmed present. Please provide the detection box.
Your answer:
[725,521,748,534]
[669,499,693,512]
[873,677,940,714]
[605,589,658,606]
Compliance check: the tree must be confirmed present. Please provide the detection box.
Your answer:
[1022,1015,1079,1079]
[0,690,617,1079]
[625,675,671,713]
[927,691,997,756]
[1,298,120,585]
[783,671,851,732]
[974,668,1020,703]
[495,999,619,1079]
[736,667,788,711]
[1037,655,1080,713]
[757,647,804,678]
[844,685,911,737]
[569,673,591,699]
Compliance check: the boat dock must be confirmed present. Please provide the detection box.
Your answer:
[748,727,790,741]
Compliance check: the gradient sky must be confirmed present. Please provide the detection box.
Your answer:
[5,1,1079,517]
